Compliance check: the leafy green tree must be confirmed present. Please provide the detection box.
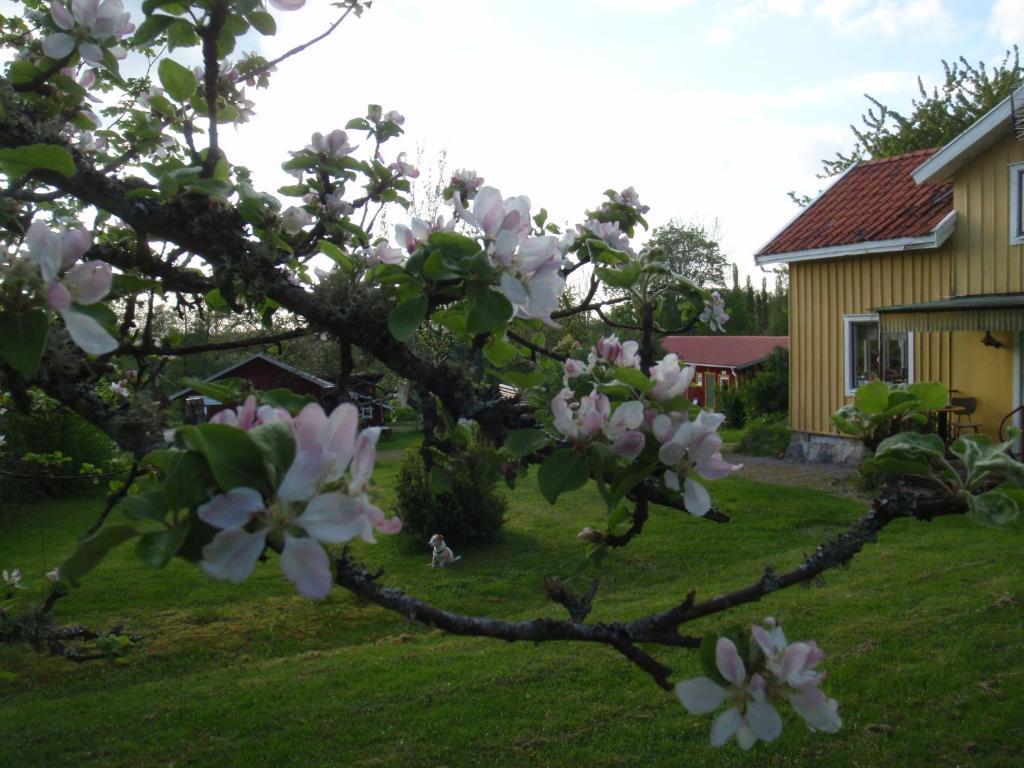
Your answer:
[821,47,1023,177]
[646,219,728,288]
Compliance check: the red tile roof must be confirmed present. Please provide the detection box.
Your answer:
[756,148,953,257]
[660,336,789,369]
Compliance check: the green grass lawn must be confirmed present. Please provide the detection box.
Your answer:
[1,450,1023,767]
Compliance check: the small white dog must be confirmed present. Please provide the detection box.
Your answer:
[428,534,461,568]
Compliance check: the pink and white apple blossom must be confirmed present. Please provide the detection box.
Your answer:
[700,291,730,332]
[45,0,134,65]
[449,185,567,325]
[25,221,118,355]
[657,410,740,516]
[2,568,22,588]
[198,402,400,599]
[677,620,841,749]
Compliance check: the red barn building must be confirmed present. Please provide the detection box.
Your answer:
[171,353,389,426]
[659,336,789,408]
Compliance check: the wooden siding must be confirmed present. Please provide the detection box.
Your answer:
[789,248,954,435]
[789,133,1024,437]
[950,132,1024,294]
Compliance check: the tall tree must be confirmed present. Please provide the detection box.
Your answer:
[821,47,1023,177]
[645,219,729,288]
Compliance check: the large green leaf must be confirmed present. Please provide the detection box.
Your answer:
[259,388,315,415]
[136,523,190,569]
[907,381,949,411]
[967,490,1020,529]
[178,376,248,403]
[177,424,267,492]
[537,448,590,504]
[60,525,139,586]
[503,428,551,458]
[248,421,296,488]
[121,489,168,523]
[158,57,197,102]
[0,310,50,378]
[0,144,75,178]
[388,295,428,342]
[854,380,890,415]
[466,288,513,335]
[427,231,480,261]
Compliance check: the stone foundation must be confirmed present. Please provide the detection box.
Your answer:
[784,432,864,465]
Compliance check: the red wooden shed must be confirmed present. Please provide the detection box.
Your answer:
[659,336,789,408]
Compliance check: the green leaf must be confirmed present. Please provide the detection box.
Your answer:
[428,231,480,261]
[259,388,316,414]
[854,380,891,415]
[466,288,513,335]
[158,58,197,102]
[60,526,139,586]
[537,448,590,504]
[613,366,652,393]
[967,490,1021,529]
[248,421,296,488]
[0,144,75,178]
[421,251,463,281]
[874,431,946,460]
[177,424,268,492]
[483,337,517,367]
[503,428,551,458]
[907,382,948,411]
[132,14,176,45]
[248,10,276,34]
[388,295,428,342]
[121,489,168,523]
[596,262,641,289]
[178,376,248,403]
[149,449,211,511]
[0,310,50,378]
[495,369,545,389]
[136,524,190,569]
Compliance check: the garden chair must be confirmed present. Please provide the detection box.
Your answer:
[999,405,1024,459]
[949,394,982,440]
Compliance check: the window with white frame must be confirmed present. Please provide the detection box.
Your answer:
[843,314,914,394]
[1011,162,1024,246]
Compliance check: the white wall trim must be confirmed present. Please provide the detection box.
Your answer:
[756,211,957,266]
[1011,162,1024,247]
[912,85,1024,185]
[843,313,915,396]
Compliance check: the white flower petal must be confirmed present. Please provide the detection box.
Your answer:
[745,701,783,742]
[200,528,267,583]
[684,476,712,517]
[63,260,112,304]
[709,707,742,747]
[197,487,264,530]
[297,492,370,543]
[676,677,728,715]
[279,533,332,599]
[59,307,118,354]
[42,32,76,60]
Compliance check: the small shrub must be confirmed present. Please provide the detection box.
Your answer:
[741,347,789,420]
[393,441,508,549]
[717,384,746,428]
[0,394,120,506]
[735,415,790,457]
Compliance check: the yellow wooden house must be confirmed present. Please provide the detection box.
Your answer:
[755,85,1024,461]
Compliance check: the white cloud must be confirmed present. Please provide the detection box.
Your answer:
[814,0,953,36]
[989,0,1024,44]
[705,25,735,43]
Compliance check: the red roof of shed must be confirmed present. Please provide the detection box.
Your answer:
[756,148,953,257]
[660,336,789,369]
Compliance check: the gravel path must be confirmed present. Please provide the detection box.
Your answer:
[723,449,865,497]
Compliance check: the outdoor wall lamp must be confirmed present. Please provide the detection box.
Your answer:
[981,331,1005,349]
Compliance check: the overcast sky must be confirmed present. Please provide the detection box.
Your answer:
[8,0,1024,280]
[229,0,1023,280]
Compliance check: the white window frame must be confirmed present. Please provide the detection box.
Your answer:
[1011,162,1024,246]
[843,313,915,395]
